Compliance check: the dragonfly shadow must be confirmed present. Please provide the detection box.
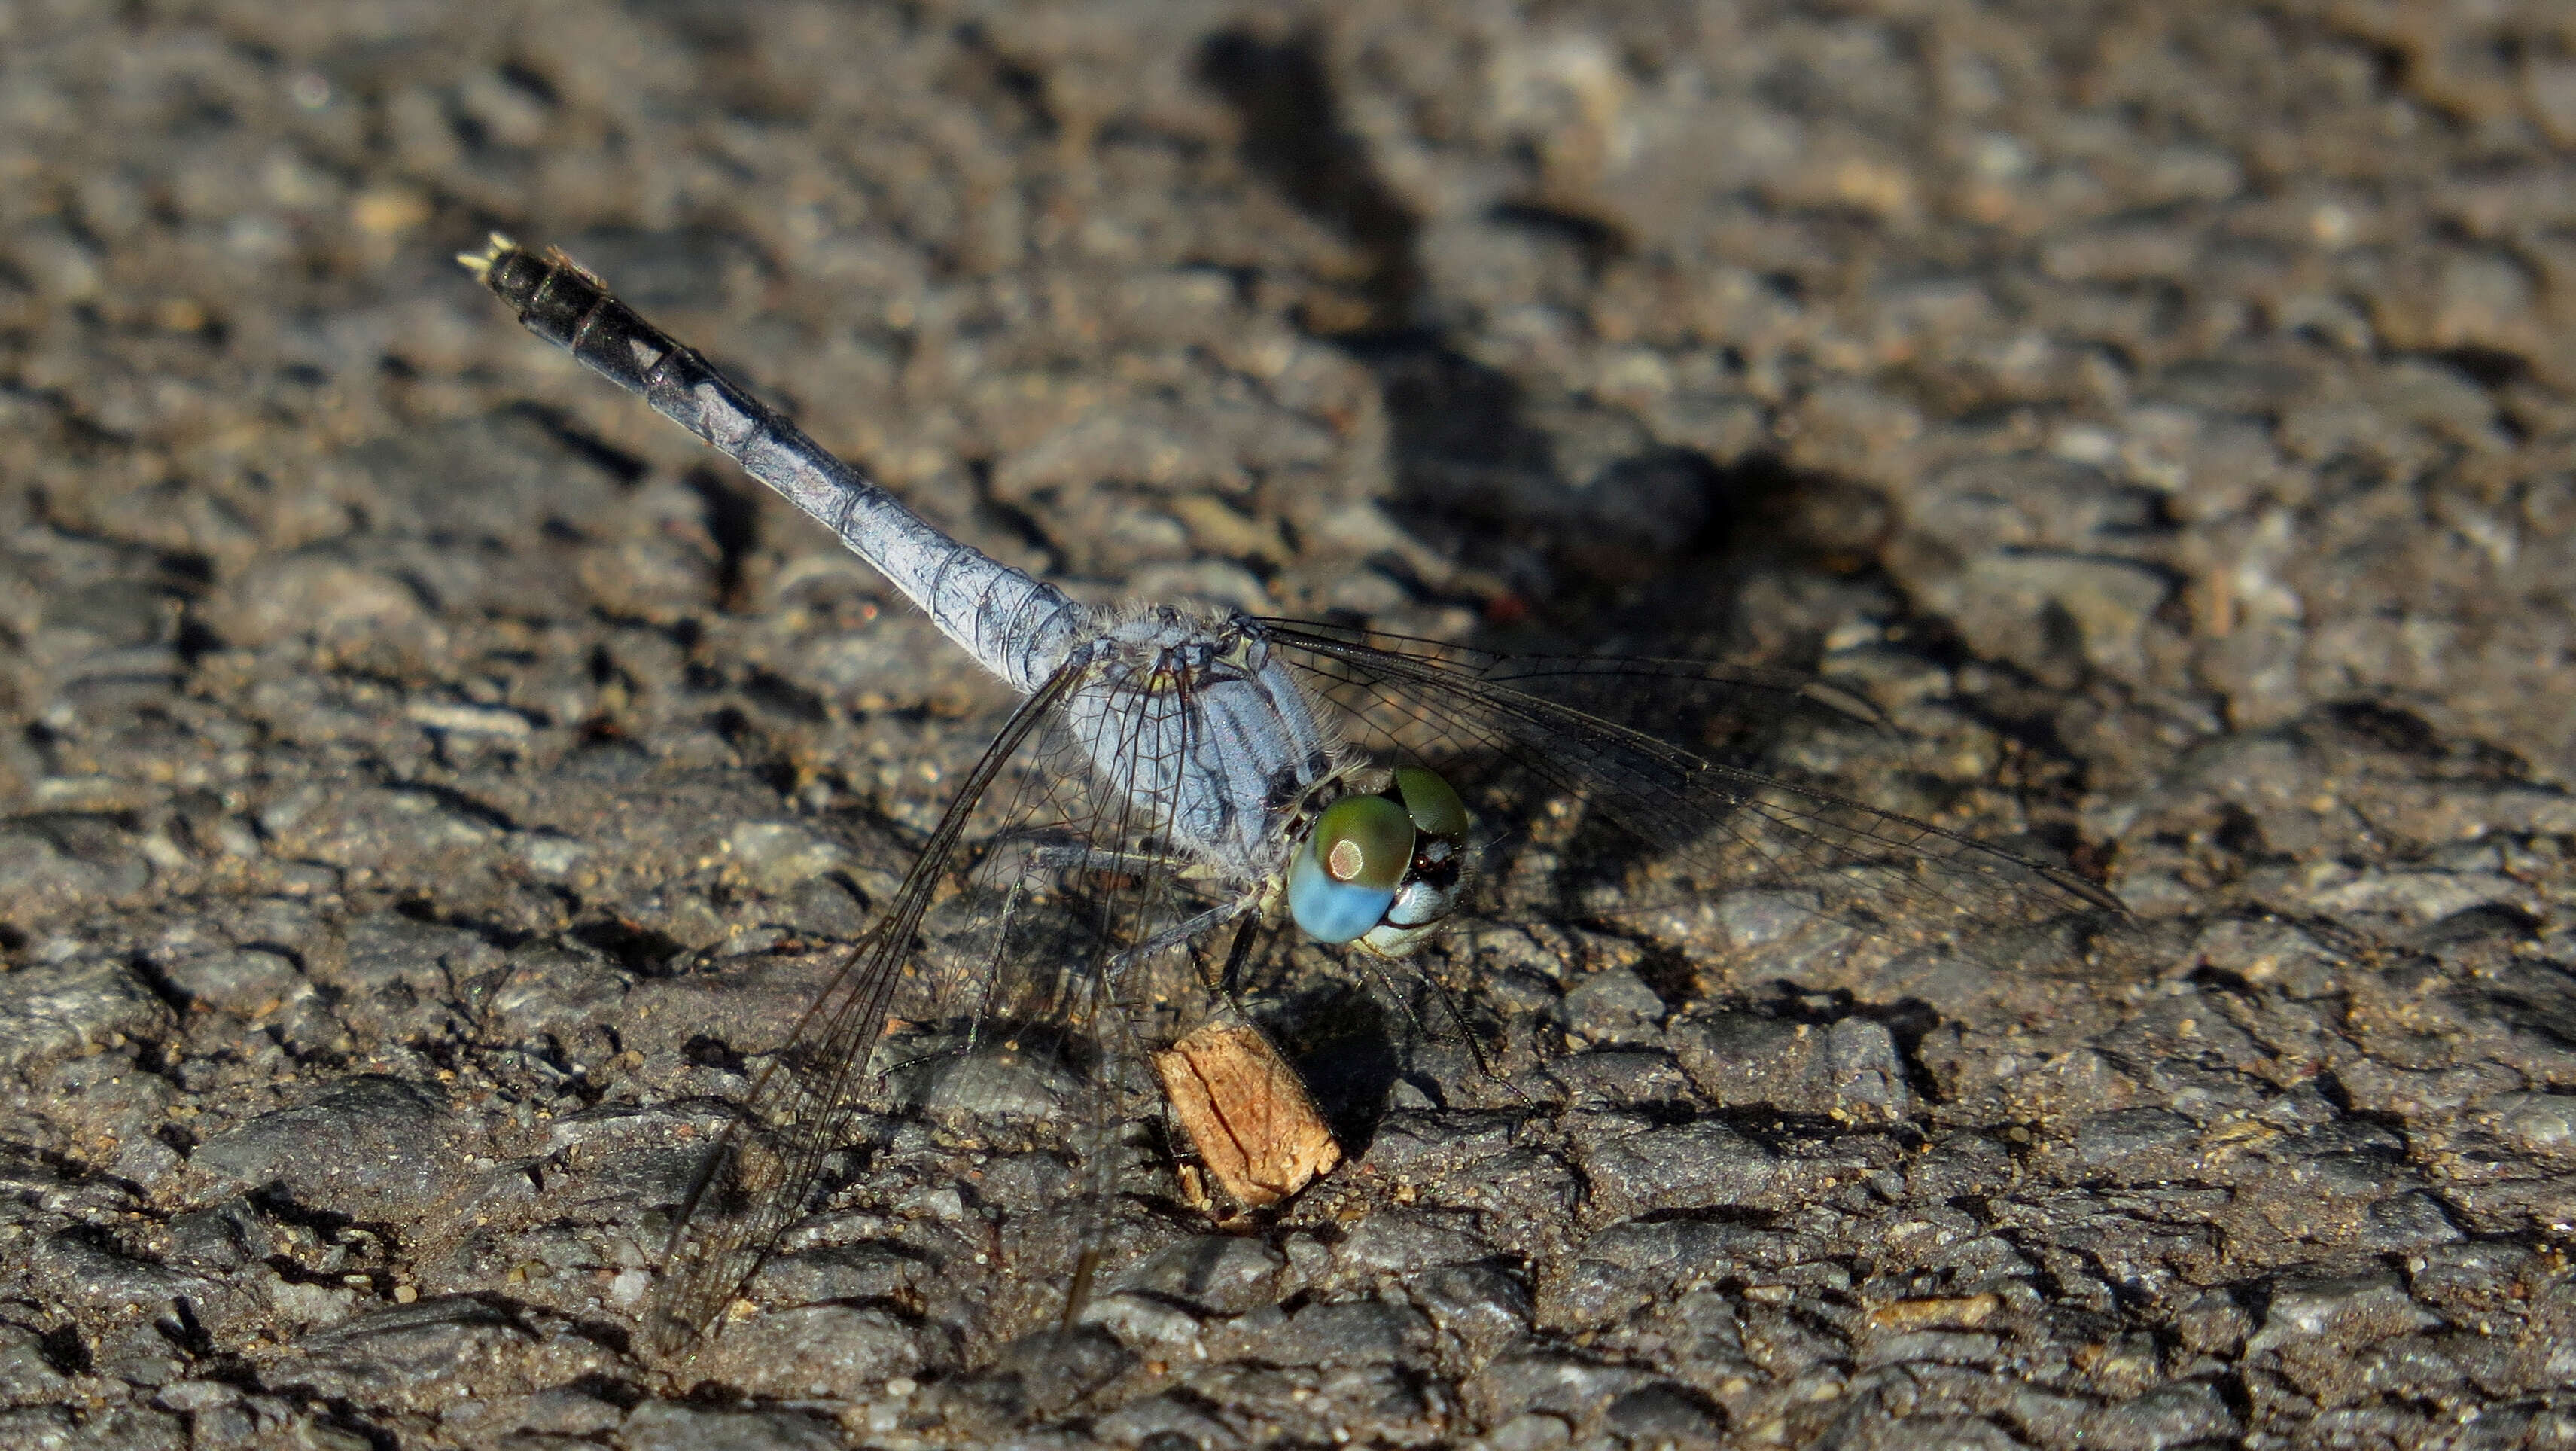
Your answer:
[1255,977,1402,1160]
[1196,26,1420,335]
[1195,25,1911,660]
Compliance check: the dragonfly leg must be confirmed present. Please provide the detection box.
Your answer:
[1019,840,1196,880]
[1102,894,1262,980]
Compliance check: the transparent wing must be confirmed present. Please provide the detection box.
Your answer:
[1262,620,2142,971]
[645,668,1073,1358]
[646,657,1251,1361]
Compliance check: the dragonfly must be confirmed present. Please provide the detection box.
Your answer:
[459,236,2138,1362]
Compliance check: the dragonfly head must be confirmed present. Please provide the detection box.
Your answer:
[1287,765,1471,956]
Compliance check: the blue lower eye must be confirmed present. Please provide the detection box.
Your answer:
[1288,843,1399,943]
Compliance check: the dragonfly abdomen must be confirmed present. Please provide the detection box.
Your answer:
[472,242,748,447]
[464,236,1083,694]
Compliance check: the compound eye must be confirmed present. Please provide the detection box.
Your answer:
[1390,766,1469,840]
[1310,794,1413,889]
[1287,794,1414,943]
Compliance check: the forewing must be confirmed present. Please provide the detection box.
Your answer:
[648,651,1257,1359]
[935,653,1259,1244]
[972,663,1248,1063]
[647,667,1084,1359]
[1264,620,2142,971]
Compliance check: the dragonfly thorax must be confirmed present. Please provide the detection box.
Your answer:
[1056,607,1340,876]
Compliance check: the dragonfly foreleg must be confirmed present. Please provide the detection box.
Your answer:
[1103,895,1262,982]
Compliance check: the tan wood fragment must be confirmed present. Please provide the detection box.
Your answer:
[1152,1019,1342,1209]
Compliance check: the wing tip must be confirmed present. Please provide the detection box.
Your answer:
[1798,678,1894,733]
[2042,863,2135,919]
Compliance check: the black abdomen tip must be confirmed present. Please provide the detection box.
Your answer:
[458,235,633,360]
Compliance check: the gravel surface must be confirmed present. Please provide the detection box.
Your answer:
[5,2,2576,1447]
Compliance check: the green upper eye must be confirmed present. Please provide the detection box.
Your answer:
[1309,793,1414,890]
[1390,766,1469,839]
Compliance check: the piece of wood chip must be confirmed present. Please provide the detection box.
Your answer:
[1153,1017,1342,1209]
